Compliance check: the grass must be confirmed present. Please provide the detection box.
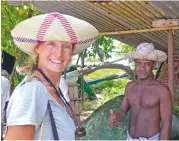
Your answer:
[82,69,128,111]
[84,69,123,80]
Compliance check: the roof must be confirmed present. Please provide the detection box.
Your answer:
[8,1,179,54]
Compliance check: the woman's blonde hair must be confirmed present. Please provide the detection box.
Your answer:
[16,46,39,75]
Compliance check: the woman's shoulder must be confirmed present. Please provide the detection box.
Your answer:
[12,77,49,99]
[17,77,46,90]
[7,77,49,127]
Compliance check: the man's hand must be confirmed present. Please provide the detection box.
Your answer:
[108,109,118,128]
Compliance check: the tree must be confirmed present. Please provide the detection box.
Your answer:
[1,1,40,59]
[1,1,40,86]
[85,36,116,62]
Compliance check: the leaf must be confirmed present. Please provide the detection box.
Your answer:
[18,7,24,16]
[27,2,34,10]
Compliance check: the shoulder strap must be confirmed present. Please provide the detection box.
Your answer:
[48,101,59,140]
[29,74,59,140]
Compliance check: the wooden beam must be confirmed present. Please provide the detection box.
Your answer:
[100,26,179,35]
[152,19,179,28]
[168,30,174,100]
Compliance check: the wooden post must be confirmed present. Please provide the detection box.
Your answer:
[68,83,81,124]
[168,30,174,100]
[81,50,86,104]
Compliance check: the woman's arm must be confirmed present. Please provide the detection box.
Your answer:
[6,125,35,140]
[6,80,48,140]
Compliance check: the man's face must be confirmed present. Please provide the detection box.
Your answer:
[135,59,155,80]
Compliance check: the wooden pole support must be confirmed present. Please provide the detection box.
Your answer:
[168,30,174,100]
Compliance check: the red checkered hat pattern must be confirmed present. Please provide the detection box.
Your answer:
[11,12,99,55]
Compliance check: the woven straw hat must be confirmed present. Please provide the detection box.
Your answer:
[11,12,99,55]
[126,42,167,62]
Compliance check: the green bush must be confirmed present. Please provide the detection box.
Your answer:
[82,78,128,111]
[173,103,179,116]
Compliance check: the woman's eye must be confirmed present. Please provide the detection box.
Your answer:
[49,42,56,46]
[64,45,71,50]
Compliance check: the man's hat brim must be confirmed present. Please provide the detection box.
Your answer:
[126,49,167,62]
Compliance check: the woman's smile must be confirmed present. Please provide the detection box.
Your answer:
[49,59,64,64]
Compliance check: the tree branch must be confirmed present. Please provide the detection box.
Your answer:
[81,49,87,67]
[76,54,81,65]
[79,63,135,80]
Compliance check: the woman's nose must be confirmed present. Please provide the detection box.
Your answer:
[54,46,63,57]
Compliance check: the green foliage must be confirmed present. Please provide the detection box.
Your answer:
[86,57,99,62]
[84,69,123,80]
[13,73,25,87]
[1,1,40,58]
[87,36,115,59]
[82,99,99,111]
[82,77,128,111]
[116,42,135,56]
[82,69,128,111]
[174,103,179,114]
[1,2,41,87]
[91,79,127,97]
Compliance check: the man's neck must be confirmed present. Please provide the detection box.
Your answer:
[138,76,154,86]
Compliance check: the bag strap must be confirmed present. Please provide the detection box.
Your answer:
[27,73,59,140]
[47,101,59,140]
[36,68,79,126]
[35,68,86,138]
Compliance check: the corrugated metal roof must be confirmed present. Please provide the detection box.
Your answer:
[8,1,179,54]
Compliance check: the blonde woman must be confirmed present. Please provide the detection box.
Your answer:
[6,12,98,140]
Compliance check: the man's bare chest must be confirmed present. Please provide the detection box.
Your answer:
[127,86,159,109]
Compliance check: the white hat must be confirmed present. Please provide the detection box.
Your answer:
[126,42,167,62]
[11,12,99,55]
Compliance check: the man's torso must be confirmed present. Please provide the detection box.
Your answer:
[127,80,164,138]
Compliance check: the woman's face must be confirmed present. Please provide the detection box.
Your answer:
[35,41,73,73]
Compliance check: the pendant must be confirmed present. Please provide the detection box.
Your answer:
[75,127,86,137]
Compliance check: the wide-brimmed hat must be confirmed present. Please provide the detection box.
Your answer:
[11,12,99,55]
[126,42,167,62]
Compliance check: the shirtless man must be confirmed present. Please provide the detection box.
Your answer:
[108,42,173,140]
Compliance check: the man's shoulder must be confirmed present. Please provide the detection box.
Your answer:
[153,80,169,90]
[152,80,171,98]
[127,80,137,88]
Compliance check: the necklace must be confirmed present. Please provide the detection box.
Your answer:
[35,68,86,137]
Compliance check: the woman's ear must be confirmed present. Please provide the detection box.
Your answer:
[35,43,41,54]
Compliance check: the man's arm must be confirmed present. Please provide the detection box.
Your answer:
[108,82,131,128]
[159,86,173,140]
[115,82,131,121]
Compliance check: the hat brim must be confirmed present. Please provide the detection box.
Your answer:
[126,49,167,62]
[11,13,99,55]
